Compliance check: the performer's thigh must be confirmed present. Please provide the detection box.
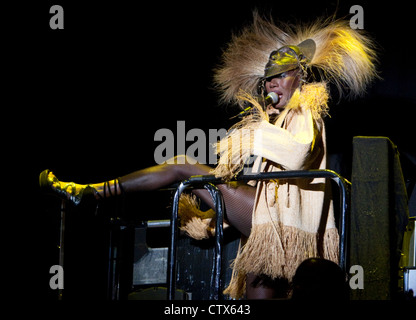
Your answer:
[219,182,255,237]
[194,182,255,237]
[163,156,255,237]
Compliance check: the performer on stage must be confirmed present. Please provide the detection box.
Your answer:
[40,13,378,299]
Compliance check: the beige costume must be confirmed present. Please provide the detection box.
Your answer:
[215,83,338,298]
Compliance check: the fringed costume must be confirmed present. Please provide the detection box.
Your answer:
[179,13,378,299]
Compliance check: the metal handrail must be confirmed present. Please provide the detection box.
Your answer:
[168,169,350,300]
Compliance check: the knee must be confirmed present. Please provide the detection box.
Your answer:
[163,155,197,180]
[167,155,198,165]
[164,155,211,180]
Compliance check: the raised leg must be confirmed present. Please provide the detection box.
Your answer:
[41,155,282,298]
[42,155,255,236]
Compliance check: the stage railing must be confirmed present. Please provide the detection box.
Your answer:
[168,169,350,300]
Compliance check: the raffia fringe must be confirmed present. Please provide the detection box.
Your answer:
[223,222,339,299]
[178,193,231,240]
[178,193,215,240]
[285,82,329,120]
[210,84,329,181]
[210,91,266,181]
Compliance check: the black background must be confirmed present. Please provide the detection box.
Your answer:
[7,0,416,302]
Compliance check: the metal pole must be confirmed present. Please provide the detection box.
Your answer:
[167,169,350,299]
[167,181,189,300]
[58,200,66,300]
[203,183,224,300]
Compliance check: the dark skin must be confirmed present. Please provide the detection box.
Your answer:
[47,69,301,299]
[264,69,301,116]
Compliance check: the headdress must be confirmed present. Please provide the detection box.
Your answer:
[214,13,379,107]
[263,38,316,79]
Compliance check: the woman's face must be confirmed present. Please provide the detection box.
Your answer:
[264,69,301,116]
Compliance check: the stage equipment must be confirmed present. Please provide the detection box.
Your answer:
[349,136,409,300]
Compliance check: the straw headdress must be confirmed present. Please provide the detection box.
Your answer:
[214,12,379,107]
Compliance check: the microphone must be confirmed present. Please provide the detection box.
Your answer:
[264,92,279,105]
[231,92,279,119]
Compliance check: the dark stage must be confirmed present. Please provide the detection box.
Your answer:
[8,0,416,308]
